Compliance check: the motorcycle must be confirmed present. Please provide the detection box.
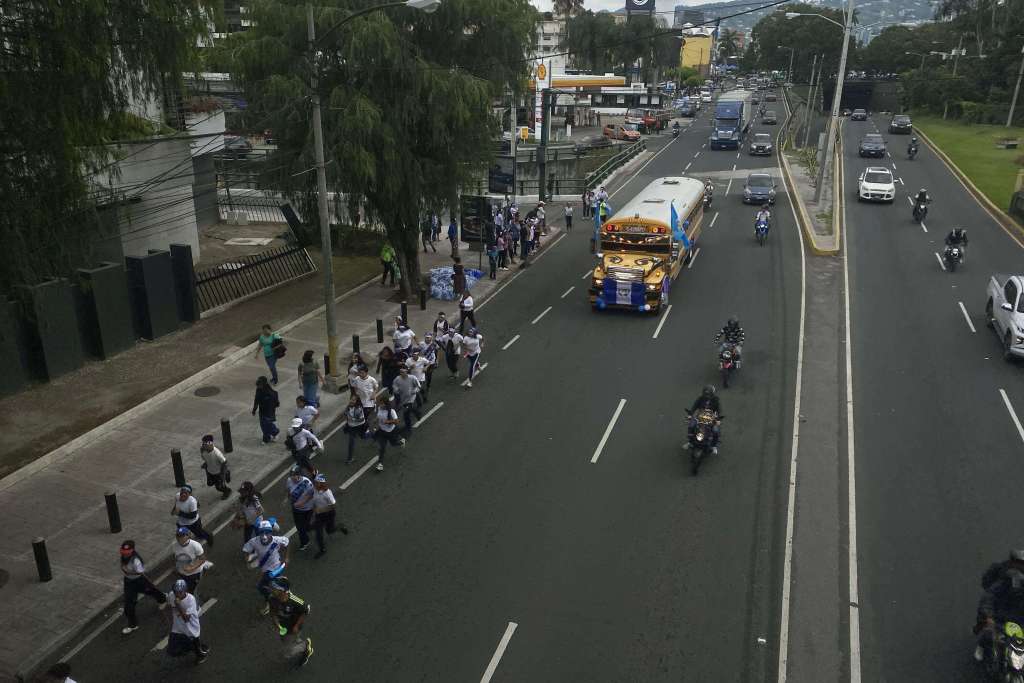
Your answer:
[943,244,963,272]
[912,201,928,223]
[755,218,770,246]
[703,190,713,209]
[719,343,740,387]
[672,127,680,139]
[981,621,1024,683]
[684,408,722,475]
[908,144,919,160]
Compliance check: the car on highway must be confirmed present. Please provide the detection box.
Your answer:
[858,133,887,158]
[765,93,777,102]
[603,124,641,142]
[748,132,774,156]
[742,172,777,205]
[888,114,913,134]
[761,110,778,125]
[857,166,896,202]
[679,101,698,117]
[986,275,1024,359]
[851,108,868,121]
[574,135,613,154]
[700,91,713,103]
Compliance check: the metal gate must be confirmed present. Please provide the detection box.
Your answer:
[194,246,316,312]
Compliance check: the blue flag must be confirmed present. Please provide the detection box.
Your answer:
[671,201,691,249]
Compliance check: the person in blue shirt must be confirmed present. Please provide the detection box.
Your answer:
[448,218,458,257]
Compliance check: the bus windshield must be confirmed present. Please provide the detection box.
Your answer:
[601,234,672,253]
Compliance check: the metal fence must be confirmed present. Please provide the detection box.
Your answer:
[194,245,317,312]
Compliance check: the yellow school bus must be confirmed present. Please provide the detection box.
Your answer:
[590,176,704,313]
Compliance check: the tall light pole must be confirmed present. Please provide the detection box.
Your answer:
[786,3,855,202]
[942,35,965,120]
[1008,43,1024,128]
[306,0,440,385]
[802,54,819,147]
[778,45,796,84]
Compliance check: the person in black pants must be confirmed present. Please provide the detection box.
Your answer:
[119,540,167,635]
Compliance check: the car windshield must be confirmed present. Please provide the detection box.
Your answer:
[748,175,772,189]
[864,171,891,184]
[894,116,910,123]
[854,109,866,114]
[765,111,776,117]
[862,135,883,144]
[754,134,771,143]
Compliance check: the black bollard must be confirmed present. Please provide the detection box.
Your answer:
[104,492,122,533]
[171,448,186,488]
[400,301,408,324]
[220,418,233,453]
[376,319,384,343]
[32,537,52,582]
[352,335,360,354]
[419,288,427,310]
[323,353,331,376]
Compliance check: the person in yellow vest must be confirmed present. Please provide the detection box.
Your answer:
[380,243,396,287]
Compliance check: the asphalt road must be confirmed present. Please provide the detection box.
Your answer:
[843,116,1024,682]
[63,107,804,682]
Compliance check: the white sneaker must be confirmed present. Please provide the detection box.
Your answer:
[399,438,407,448]
[121,625,139,635]
[711,447,719,455]
[465,381,472,388]
[375,462,384,472]
[202,561,215,572]
[974,645,984,662]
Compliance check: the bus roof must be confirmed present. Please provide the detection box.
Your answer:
[607,176,706,226]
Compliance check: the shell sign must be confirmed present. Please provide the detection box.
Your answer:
[537,64,547,81]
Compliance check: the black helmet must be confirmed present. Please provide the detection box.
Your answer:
[919,188,927,195]
[911,136,918,143]
[1010,549,1024,562]
[727,317,739,329]
[702,384,716,398]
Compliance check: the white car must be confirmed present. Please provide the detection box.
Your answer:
[857,166,896,203]
[700,91,712,103]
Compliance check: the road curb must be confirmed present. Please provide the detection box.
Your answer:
[0,274,378,495]
[914,126,1024,247]
[779,89,840,256]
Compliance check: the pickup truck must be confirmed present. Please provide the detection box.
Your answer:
[986,274,1024,359]
[603,124,640,142]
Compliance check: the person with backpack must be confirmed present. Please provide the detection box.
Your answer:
[256,324,284,384]
[252,376,280,443]
[284,418,322,476]
[119,539,167,635]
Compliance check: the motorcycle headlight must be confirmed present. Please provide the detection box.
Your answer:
[646,283,657,291]
[593,278,603,286]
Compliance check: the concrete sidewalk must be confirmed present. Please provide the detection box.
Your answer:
[0,219,567,681]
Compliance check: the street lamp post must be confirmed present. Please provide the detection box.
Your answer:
[1007,44,1024,128]
[942,35,965,120]
[801,54,819,147]
[778,45,796,84]
[786,1,855,203]
[306,0,440,385]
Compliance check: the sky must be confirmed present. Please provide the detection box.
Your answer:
[530,0,709,13]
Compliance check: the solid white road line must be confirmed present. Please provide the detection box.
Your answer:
[480,622,518,683]
[710,212,719,228]
[1001,389,1024,445]
[413,401,444,429]
[581,270,592,280]
[531,306,552,325]
[652,304,673,339]
[501,334,521,350]
[958,301,977,333]
[152,599,219,651]
[461,362,488,387]
[920,221,928,233]
[777,117,811,683]
[934,252,946,271]
[59,610,124,663]
[687,248,701,269]
[323,418,348,442]
[341,456,380,490]
[685,162,692,171]
[560,286,575,299]
[475,235,565,313]
[591,399,627,464]
[285,527,297,538]
[726,178,734,196]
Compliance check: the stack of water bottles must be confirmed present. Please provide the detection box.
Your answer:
[429,266,483,301]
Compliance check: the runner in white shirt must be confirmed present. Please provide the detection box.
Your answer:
[373,394,405,472]
[349,366,379,418]
[405,349,429,403]
[241,519,290,615]
[462,328,484,388]
[312,473,347,558]
[458,292,476,333]
[392,319,417,355]
[294,396,319,431]
[173,527,209,596]
[341,395,369,465]
[165,579,208,664]
[436,328,462,380]
[171,485,213,545]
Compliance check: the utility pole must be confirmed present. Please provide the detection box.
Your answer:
[802,54,819,147]
[538,88,551,203]
[306,4,339,387]
[943,34,964,120]
[814,0,854,203]
[509,89,518,202]
[1008,44,1024,128]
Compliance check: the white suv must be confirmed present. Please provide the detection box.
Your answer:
[857,166,896,203]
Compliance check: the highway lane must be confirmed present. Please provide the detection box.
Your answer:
[64,107,803,682]
[843,115,1024,682]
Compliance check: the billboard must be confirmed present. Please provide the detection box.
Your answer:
[626,0,655,13]
[488,156,516,195]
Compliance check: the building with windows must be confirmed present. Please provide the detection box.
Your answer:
[532,16,568,74]
[679,26,715,77]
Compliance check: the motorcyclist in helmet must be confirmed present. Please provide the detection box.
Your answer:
[704,177,714,196]
[907,136,919,156]
[945,227,968,248]
[686,385,723,453]
[974,550,1024,662]
[755,207,771,225]
[914,188,930,205]
[714,317,745,368]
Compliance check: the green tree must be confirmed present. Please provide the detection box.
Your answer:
[748,4,849,79]
[232,0,536,298]
[717,29,741,64]
[553,0,584,20]
[0,1,213,289]
[564,11,620,73]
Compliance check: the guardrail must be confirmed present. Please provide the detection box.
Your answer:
[584,139,646,190]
